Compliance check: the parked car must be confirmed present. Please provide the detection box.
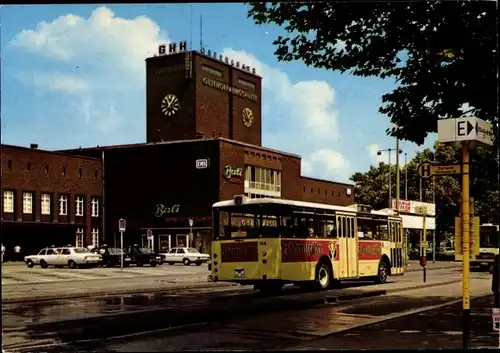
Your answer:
[91,246,132,267]
[127,245,160,267]
[160,247,210,266]
[24,246,101,269]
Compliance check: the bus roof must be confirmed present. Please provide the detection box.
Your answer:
[213,197,359,214]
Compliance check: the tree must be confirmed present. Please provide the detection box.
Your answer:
[350,141,499,245]
[247,2,498,145]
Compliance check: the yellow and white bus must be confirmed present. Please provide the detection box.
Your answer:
[472,223,500,269]
[209,196,404,293]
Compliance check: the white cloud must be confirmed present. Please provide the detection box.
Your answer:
[222,48,340,140]
[366,143,385,164]
[11,7,167,80]
[303,148,350,181]
[17,71,89,93]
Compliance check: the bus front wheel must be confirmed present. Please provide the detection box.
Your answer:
[315,262,332,290]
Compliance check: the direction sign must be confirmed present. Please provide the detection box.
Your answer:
[119,218,126,232]
[438,116,494,147]
[418,163,461,179]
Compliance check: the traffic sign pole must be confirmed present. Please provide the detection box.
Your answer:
[461,141,471,350]
[120,231,124,270]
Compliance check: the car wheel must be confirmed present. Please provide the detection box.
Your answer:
[26,260,35,268]
[195,261,202,266]
[40,260,48,269]
[150,262,157,267]
[375,259,389,284]
[137,262,143,267]
[68,260,77,269]
[183,258,191,266]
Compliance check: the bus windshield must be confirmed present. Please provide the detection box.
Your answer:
[480,226,500,248]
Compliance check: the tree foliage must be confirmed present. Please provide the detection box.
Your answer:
[247,1,498,145]
[350,142,499,243]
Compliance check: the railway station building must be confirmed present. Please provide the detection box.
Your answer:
[62,41,355,253]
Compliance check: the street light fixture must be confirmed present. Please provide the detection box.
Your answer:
[377,148,403,209]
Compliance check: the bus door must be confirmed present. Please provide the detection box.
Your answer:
[389,219,404,275]
[337,213,359,279]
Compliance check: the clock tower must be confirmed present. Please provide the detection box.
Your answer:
[146,42,262,145]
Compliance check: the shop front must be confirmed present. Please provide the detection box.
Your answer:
[140,215,213,254]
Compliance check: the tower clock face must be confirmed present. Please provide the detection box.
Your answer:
[161,94,180,116]
[242,107,254,128]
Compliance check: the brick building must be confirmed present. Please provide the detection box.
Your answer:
[0,144,103,258]
[62,42,354,254]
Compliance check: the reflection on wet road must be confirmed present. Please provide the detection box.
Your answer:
[2,268,489,352]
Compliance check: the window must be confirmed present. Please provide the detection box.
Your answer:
[8,160,12,169]
[176,248,185,254]
[62,167,66,177]
[59,195,68,215]
[75,196,84,216]
[76,228,84,247]
[78,168,83,178]
[26,162,31,171]
[46,249,55,255]
[62,249,71,255]
[45,165,49,175]
[92,228,99,247]
[168,248,176,254]
[38,249,47,255]
[23,192,33,214]
[91,197,99,217]
[41,193,51,215]
[3,190,14,213]
[94,171,98,180]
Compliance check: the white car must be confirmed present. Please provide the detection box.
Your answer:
[160,247,210,266]
[24,247,102,269]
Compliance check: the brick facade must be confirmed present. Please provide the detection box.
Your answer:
[0,144,103,257]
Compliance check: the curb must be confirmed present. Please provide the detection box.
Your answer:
[1,282,238,304]
[385,279,460,294]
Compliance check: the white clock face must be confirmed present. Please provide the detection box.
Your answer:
[161,94,180,116]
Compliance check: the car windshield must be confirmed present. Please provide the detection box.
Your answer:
[186,248,200,254]
[38,249,47,255]
[73,248,91,253]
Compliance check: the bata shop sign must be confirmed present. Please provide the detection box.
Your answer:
[155,204,181,217]
[224,165,243,184]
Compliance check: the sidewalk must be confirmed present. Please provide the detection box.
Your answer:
[296,295,498,349]
[405,260,460,272]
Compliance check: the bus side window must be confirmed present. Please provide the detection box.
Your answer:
[343,217,348,239]
[328,220,337,239]
[337,217,343,238]
[350,218,355,238]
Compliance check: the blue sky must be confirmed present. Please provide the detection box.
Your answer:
[0,4,438,183]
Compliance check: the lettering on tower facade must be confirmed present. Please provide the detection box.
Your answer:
[202,77,258,102]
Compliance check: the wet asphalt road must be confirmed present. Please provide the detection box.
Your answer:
[2,268,490,352]
[8,273,493,352]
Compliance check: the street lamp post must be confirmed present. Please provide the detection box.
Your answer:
[377,147,403,209]
[404,152,408,200]
[188,218,194,248]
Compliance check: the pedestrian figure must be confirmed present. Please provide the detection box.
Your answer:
[14,245,21,262]
[1,243,5,263]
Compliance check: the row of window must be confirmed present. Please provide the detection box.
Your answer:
[73,228,100,248]
[3,191,99,217]
[245,166,281,193]
[5,160,99,179]
[304,186,351,198]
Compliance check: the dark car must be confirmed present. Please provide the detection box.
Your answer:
[92,246,132,267]
[127,245,161,267]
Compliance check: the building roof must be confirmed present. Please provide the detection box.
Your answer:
[301,175,354,187]
[1,144,101,161]
[58,137,302,159]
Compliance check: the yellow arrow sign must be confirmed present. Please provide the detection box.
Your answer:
[418,163,461,179]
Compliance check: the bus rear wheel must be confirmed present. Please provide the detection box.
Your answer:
[374,260,389,284]
[316,262,332,290]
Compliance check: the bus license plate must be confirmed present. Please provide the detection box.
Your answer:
[235,268,245,278]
